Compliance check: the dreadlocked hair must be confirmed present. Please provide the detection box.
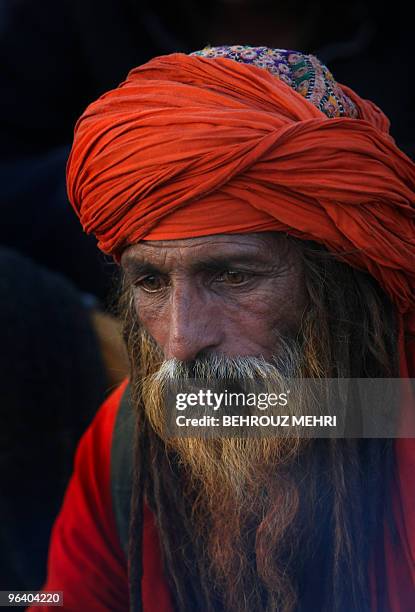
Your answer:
[119,238,399,612]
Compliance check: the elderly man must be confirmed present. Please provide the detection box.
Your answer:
[31,47,414,611]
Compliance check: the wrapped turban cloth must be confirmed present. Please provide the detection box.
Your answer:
[67,46,415,605]
[67,47,414,341]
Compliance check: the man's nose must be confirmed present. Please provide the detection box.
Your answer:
[163,285,223,362]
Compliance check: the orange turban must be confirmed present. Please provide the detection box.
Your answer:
[67,51,414,306]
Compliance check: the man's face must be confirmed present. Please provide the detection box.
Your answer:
[121,232,307,361]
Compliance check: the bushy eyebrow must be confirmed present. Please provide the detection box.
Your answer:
[122,260,161,279]
[190,254,267,272]
[122,252,270,278]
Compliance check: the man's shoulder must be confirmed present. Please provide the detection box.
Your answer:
[30,382,132,611]
[84,379,130,448]
[74,379,134,558]
[110,381,135,557]
[71,378,131,497]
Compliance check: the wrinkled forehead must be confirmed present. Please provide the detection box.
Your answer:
[120,232,296,271]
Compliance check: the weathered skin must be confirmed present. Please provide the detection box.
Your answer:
[121,232,307,362]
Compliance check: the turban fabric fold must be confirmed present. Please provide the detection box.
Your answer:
[66,48,415,607]
[67,52,415,319]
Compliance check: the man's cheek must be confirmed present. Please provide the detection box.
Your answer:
[134,300,168,342]
[134,289,167,315]
[224,290,302,348]
[230,291,281,323]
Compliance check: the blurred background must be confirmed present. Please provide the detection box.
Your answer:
[0,0,411,592]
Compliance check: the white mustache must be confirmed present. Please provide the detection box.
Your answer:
[153,339,302,385]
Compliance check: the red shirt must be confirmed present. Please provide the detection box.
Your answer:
[29,381,415,611]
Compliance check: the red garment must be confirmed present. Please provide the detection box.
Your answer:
[28,381,173,612]
[28,380,415,611]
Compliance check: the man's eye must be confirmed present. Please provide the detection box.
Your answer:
[135,275,167,293]
[215,270,249,285]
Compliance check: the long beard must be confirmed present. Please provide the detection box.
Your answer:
[130,324,321,612]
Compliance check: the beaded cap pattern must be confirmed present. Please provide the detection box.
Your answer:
[191,45,359,119]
